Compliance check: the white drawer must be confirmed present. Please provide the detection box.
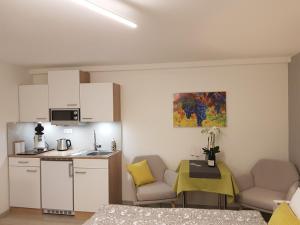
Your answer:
[73,159,108,169]
[9,157,40,167]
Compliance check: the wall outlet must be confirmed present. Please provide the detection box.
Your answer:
[64,129,73,134]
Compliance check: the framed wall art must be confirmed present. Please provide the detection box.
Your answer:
[173,92,226,127]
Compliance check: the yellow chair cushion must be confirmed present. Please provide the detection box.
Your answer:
[127,160,155,187]
[269,203,300,225]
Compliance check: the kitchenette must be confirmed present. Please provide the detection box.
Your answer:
[6,70,122,215]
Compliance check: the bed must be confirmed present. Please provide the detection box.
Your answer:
[83,204,266,225]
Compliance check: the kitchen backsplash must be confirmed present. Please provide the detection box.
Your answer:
[7,122,122,155]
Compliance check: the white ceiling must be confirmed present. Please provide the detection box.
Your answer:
[0,0,300,67]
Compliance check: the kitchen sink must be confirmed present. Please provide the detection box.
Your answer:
[69,150,112,157]
[86,151,112,156]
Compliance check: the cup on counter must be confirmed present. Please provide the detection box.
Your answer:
[14,141,25,155]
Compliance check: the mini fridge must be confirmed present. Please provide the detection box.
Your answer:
[41,158,74,215]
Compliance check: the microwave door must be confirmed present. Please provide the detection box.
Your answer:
[50,109,79,126]
[51,110,74,121]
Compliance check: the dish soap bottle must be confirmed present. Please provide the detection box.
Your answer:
[111,138,117,152]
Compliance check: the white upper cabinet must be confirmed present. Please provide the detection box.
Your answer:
[48,70,89,109]
[80,83,121,122]
[19,84,49,122]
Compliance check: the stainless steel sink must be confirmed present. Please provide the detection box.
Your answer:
[86,151,112,156]
[69,150,112,157]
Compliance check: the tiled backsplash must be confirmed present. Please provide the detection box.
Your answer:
[7,122,122,155]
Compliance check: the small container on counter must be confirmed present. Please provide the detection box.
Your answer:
[111,138,117,152]
[14,141,25,154]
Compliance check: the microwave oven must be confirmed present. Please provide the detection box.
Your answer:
[50,109,80,126]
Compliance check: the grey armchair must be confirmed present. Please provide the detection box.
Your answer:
[236,159,299,213]
[127,155,178,206]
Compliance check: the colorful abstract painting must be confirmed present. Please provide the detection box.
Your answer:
[173,92,226,127]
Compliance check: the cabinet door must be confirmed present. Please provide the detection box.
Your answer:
[48,70,80,108]
[19,85,49,122]
[74,168,109,212]
[80,83,120,122]
[9,166,41,208]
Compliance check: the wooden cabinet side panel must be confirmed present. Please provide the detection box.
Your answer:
[108,151,122,204]
[79,72,90,83]
[113,84,121,121]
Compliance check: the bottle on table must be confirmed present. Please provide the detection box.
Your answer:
[207,149,216,167]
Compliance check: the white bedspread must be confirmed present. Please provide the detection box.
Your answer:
[83,205,267,225]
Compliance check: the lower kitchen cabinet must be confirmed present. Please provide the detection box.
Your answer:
[74,167,109,212]
[8,152,122,213]
[9,158,41,209]
[74,154,122,212]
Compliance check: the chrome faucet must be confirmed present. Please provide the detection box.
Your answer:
[94,130,101,151]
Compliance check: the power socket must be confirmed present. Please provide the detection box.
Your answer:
[63,129,73,134]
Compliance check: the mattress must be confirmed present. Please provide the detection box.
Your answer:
[83,204,267,225]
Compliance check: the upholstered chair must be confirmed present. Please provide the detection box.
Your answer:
[127,155,178,206]
[236,159,299,213]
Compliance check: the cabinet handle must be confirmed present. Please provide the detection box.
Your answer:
[82,118,93,120]
[75,171,87,174]
[69,163,73,178]
[18,161,29,164]
[36,118,46,120]
[67,104,78,107]
[26,169,37,173]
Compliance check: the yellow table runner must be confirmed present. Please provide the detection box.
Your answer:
[174,160,239,204]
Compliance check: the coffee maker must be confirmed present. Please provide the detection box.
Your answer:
[34,123,46,150]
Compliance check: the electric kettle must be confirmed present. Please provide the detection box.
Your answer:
[56,138,72,151]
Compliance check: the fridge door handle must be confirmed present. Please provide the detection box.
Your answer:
[68,163,73,178]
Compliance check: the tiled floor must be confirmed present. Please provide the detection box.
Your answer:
[0,210,91,225]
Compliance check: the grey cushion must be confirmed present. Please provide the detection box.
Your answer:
[251,159,299,193]
[136,181,176,201]
[133,155,167,181]
[239,187,285,211]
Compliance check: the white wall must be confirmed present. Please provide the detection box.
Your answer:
[0,63,30,214]
[90,63,289,202]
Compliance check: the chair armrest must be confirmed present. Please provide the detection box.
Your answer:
[286,181,299,200]
[127,172,137,202]
[164,169,178,187]
[235,173,254,192]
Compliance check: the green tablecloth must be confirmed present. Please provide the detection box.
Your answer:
[174,160,239,204]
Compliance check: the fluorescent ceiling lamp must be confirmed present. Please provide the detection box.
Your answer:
[70,0,137,28]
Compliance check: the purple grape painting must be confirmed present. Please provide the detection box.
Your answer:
[173,92,226,127]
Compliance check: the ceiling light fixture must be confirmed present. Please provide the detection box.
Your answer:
[70,0,137,28]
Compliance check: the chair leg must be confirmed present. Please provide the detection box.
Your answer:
[171,201,176,208]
